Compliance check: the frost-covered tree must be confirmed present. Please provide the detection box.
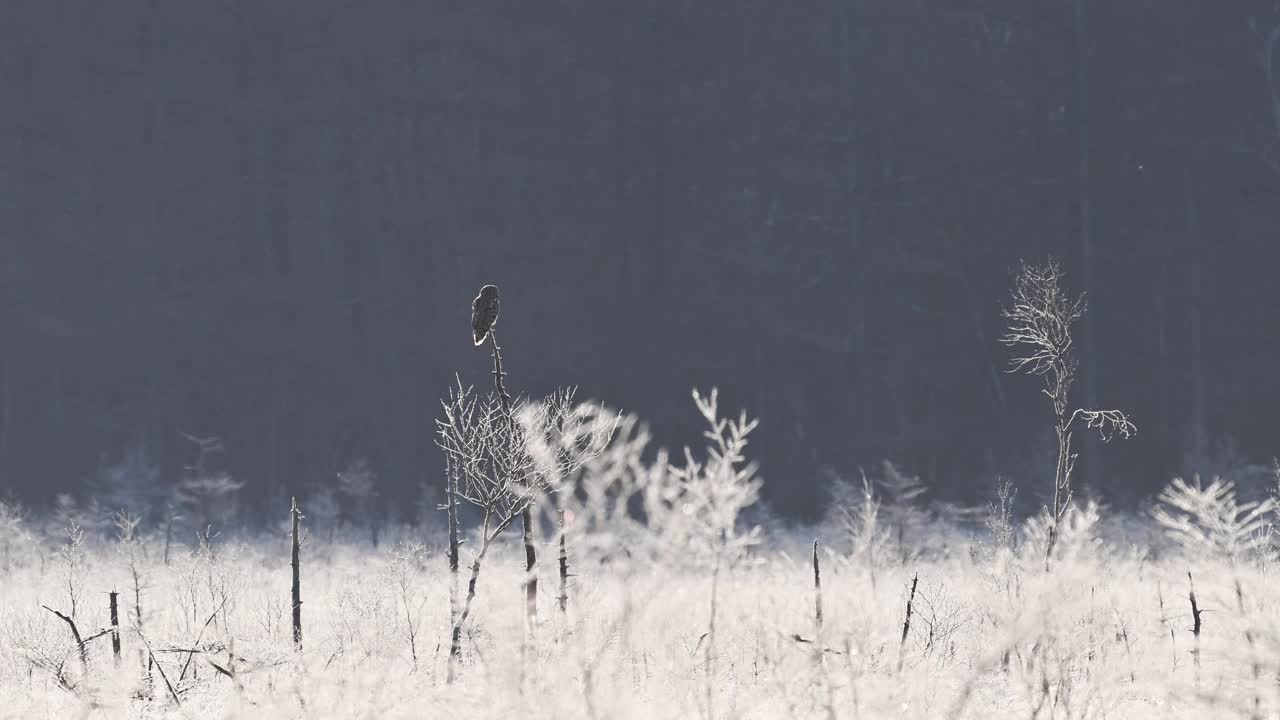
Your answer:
[0,498,37,572]
[649,389,763,569]
[547,406,690,570]
[519,394,620,612]
[1001,259,1135,567]
[826,469,891,582]
[306,485,341,542]
[174,432,242,539]
[337,456,380,546]
[983,476,1018,557]
[566,408,652,537]
[436,381,613,675]
[89,443,165,526]
[877,460,929,558]
[47,493,106,539]
[1151,475,1275,564]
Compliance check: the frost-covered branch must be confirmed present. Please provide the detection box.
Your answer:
[1068,408,1136,441]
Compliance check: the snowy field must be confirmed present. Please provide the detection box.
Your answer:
[1,387,1275,719]
[0,510,1276,720]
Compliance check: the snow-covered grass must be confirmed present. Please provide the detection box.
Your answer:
[1,521,1278,719]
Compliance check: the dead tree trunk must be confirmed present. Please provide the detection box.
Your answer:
[131,566,150,684]
[523,507,537,626]
[557,505,569,614]
[898,573,919,671]
[109,591,121,664]
[812,540,823,632]
[448,556,483,682]
[487,333,538,627]
[448,514,502,683]
[447,455,460,631]
[291,497,303,651]
[1188,571,1202,683]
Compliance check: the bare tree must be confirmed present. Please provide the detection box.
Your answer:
[112,511,149,674]
[435,380,612,681]
[467,284,618,631]
[1000,259,1134,566]
[983,476,1018,557]
[470,284,540,626]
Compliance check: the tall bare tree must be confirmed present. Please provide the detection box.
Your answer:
[1001,259,1135,566]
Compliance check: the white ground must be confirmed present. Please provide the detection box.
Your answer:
[0,526,1271,719]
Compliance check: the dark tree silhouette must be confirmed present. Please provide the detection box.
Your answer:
[2,3,1279,521]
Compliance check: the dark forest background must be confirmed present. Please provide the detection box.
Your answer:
[2,2,1280,525]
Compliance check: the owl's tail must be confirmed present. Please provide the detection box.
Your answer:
[473,328,487,346]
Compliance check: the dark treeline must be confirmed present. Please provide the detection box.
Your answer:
[1,2,1279,523]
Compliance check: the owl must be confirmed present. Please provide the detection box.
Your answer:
[471,284,501,345]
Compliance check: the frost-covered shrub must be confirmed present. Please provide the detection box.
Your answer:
[647,389,762,568]
[1023,499,1101,565]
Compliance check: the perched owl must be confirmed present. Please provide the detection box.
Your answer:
[471,284,501,345]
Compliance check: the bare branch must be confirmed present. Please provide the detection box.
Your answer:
[40,605,100,674]
[1069,408,1137,441]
